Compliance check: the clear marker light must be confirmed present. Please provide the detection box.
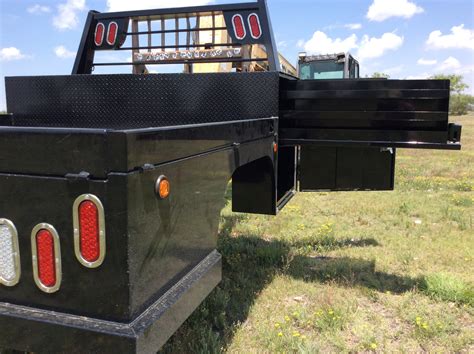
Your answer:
[0,219,21,287]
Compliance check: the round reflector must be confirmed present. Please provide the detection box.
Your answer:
[73,194,106,268]
[31,223,61,293]
[232,14,246,40]
[107,22,118,46]
[247,13,262,39]
[94,22,105,46]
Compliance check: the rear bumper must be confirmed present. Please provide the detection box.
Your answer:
[0,250,221,353]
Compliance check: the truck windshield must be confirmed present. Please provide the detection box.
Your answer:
[299,60,344,79]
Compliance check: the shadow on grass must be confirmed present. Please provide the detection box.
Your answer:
[288,256,419,294]
[160,213,419,353]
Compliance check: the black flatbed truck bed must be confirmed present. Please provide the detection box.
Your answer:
[0,1,461,353]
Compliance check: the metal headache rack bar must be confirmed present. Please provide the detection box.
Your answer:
[93,58,269,67]
[115,43,242,50]
[73,0,279,74]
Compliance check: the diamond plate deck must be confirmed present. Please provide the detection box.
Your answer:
[6,73,279,129]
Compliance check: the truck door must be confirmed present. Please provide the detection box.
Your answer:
[348,56,360,79]
[279,77,461,192]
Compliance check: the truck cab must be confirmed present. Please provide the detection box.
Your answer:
[298,52,359,79]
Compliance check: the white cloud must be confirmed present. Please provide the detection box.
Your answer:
[405,73,429,80]
[437,56,461,71]
[417,58,437,66]
[357,33,404,60]
[301,31,403,60]
[0,47,26,61]
[426,24,474,50]
[53,0,86,30]
[345,23,362,30]
[106,0,212,12]
[303,31,358,55]
[367,0,423,22]
[27,4,51,14]
[54,45,76,58]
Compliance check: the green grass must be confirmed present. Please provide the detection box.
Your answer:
[162,115,474,353]
[421,273,474,306]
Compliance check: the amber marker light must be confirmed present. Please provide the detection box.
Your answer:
[273,142,278,153]
[156,175,170,199]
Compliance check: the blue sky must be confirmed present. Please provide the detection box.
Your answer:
[1,0,473,111]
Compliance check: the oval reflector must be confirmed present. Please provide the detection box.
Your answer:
[107,22,118,46]
[94,22,105,46]
[36,229,56,287]
[232,14,246,40]
[0,219,20,287]
[31,223,61,293]
[79,200,100,262]
[248,13,262,39]
[73,194,106,268]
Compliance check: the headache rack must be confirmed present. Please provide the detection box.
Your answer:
[73,0,280,74]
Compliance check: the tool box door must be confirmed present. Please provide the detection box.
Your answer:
[279,78,461,150]
[298,146,395,191]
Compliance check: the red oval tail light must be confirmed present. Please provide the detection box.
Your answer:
[232,14,246,40]
[31,224,61,293]
[248,13,262,39]
[36,230,56,287]
[107,22,118,46]
[94,22,105,46]
[73,194,106,268]
[79,201,100,262]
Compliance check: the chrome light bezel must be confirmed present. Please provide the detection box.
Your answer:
[73,194,106,268]
[31,223,62,293]
[0,218,21,287]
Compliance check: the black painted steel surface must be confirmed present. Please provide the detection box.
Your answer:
[0,251,222,353]
[0,119,278,352]
[5,73,279,129]
[299,146,395,191]
[0,119,276,178]
[1,71,280,352]
[279,78,460,150]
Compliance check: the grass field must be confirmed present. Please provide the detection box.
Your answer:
[162,115,473,353]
